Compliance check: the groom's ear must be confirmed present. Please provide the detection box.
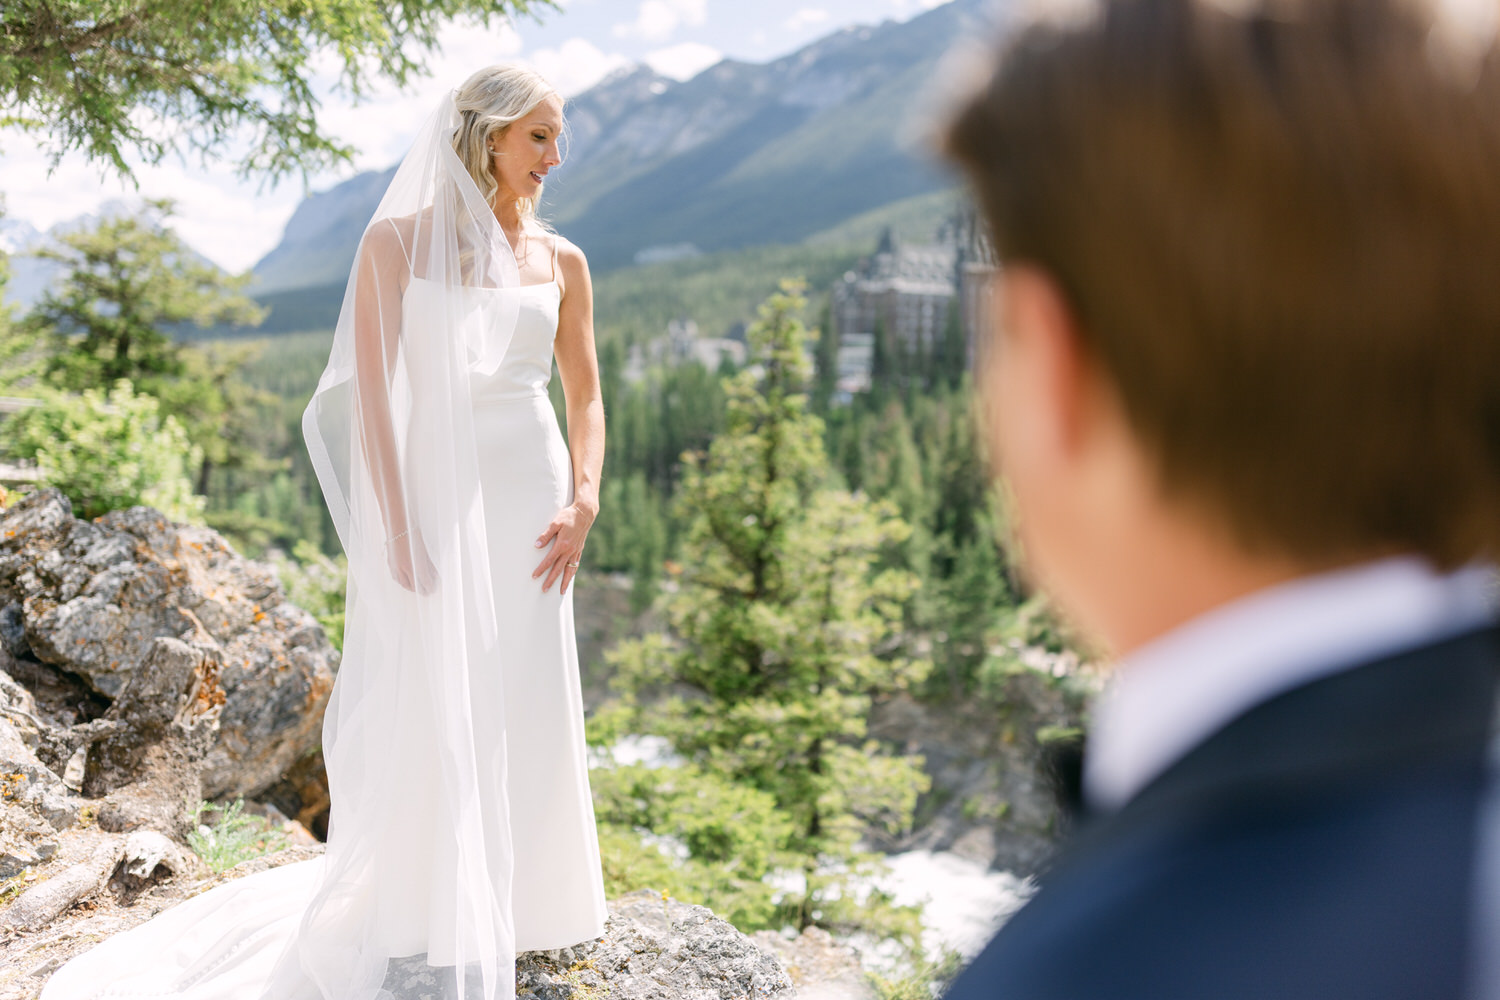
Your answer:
[987,265,1115,480]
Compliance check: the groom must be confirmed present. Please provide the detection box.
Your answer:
[939,0,1500,997]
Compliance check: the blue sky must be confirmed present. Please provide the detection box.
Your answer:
[0,0,948,273]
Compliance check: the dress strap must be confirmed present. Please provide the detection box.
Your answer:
[550,235,559,283]
[385,218,412,270]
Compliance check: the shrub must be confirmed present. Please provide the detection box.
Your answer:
[0,379,204,522]
[270,538,347,652]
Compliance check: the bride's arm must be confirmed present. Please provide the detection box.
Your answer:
[352,220,432,591]
[537,236,605,595]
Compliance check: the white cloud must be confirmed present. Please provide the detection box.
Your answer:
[525,38,634,96]
[644,42,722,81]
[309,16,531,173]
[784,8,831,31]
[0,135,302,273]
[612,0,707,42]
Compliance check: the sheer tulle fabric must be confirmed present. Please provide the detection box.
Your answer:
[39,91,525,1000]
[287,87,522,1000]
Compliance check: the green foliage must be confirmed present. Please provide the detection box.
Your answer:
[270,539,348,652]
[997,593,1082,657]
[804,189,963,250]
[976,594,1095,706]
[33,200,264,389]
[152,342,285,494]
[187,798,290,874]
[868,947,966,1000]
[24,201,281,497]
[603,281,930,943]
[590,244,861,345]
[590,758,793,929]
[589,472,669,614]
[0,379,204,523]
[204,330,337,556]
[1,0,557,180]
[0,199,44,392]
[823,376,1015,697]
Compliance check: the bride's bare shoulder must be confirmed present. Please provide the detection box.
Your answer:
[551,233,590,288]
[361,210,434,270]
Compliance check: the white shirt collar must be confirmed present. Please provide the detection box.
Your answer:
[1083,555,1498,812]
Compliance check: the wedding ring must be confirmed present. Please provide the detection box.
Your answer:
[567,560,580,568]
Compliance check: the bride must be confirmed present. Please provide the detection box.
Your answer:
[41,64,609,1000]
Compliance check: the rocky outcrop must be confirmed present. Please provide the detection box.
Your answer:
[0,488,338,801]
[751,926,872,1000]
[0,487,337,958]
[514,890,795,1000]
[1,859,802,1000]
[0,491,810,1000]
[867,657,1098,875]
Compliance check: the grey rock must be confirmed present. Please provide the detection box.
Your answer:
[0,488,338,801]
[0,716,81,835]
[750,928,872,1000]
[511,890,795,1000]
[865,665,1097,875]
[374,891,797,1000]
[81,637,227,838]
[0,601,31,660]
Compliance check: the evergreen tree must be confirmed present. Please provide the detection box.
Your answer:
[812,299,838,415]
[601,281,930,943]
[30,200,265,389]
[936,297,968,390]
[0,200,45,392]
[2,0,555,180]
[869,313,896,406]
[25,200,275,493]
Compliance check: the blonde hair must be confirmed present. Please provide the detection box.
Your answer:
[452,64,564,223]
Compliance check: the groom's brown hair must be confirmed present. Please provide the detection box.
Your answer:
[944,0,1500,569]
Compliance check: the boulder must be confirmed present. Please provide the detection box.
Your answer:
[865,660,1097,875]
[3,853,797,1000]
[508,889,795,1000]
[751,926,872,1000]
[0,488,338,801]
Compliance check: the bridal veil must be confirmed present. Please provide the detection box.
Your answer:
[40,89,527,1000]
[291,88,524,999]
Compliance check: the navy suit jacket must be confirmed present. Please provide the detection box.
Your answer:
[944,625,1500,1000]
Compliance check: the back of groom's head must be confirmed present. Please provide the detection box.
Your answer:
[943,0,1500,577]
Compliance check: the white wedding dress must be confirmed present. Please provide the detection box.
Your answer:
[40,236,608,999]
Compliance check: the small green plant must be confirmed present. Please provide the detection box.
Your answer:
[960,796,1010,824]
[187,798,289,873]
[868,947,965,1000]
[0,871,30,905]
[270,539,347,651]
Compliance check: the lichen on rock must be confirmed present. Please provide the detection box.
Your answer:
[0,487,338,803]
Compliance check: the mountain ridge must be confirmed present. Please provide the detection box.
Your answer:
[247,0,994,294]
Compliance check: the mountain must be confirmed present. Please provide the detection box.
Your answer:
[247,0,994,300]
[252,166,397,294]
[546,0,987,269]
[1,216,54,309]
[1,202,142,309]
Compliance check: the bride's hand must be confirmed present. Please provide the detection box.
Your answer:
[533,501,596,595]
[387,526,440,594]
